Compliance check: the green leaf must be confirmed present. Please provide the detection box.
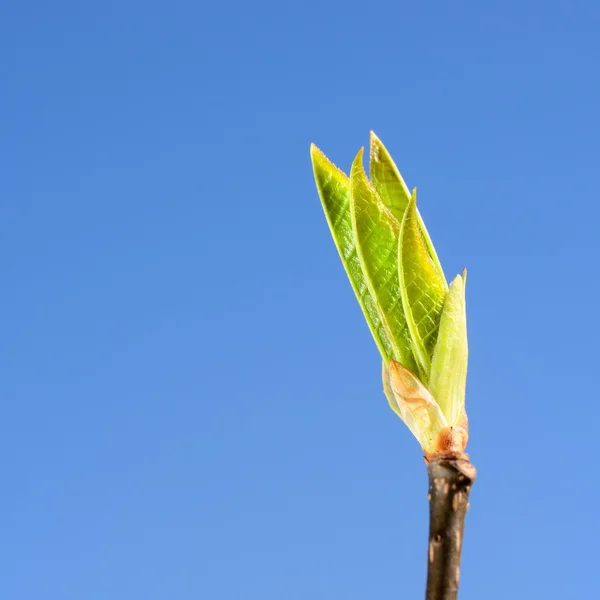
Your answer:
[369,131,446,282]
[398,192,448,380]
[310,144,393,360]
[350,148,418,371]
[369,131,412,221]
[429,271,468,427]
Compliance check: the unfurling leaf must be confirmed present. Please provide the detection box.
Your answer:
[369,131,412,221]
[429,271,468,430]
[310,144,393,360]
[369,132,445,281]
[350,148,418,372]
[310,134,470,455]
[398,193,447,381]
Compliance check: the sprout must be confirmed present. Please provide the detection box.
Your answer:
[310,133,469,456]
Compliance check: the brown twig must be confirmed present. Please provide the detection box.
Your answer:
[425,452,476,600]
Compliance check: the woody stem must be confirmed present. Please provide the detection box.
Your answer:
[425,453,476,600]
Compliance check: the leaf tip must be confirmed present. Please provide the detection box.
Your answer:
[310,142,323,161]
[403,188,417,218]
[448,273,466,296]
[351,146,366,171]
[369,131,383,166]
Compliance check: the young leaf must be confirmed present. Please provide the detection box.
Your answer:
[310,144,393,360]
[350,148,418,371]
[383,360,448,453]
[369,131,412,220]
[369,131,446,282]
[398,192,447,380]
[428,271,468,428]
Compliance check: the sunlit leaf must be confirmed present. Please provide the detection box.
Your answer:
[311,134,471,454]
[350,148,418,371]
[310,144,393,359]
[429,271,468,428]
[369,131,411,221]
[383,360,448,453]
[398,192,447,380]
[369,131,445,281]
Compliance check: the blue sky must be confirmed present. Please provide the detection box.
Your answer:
[1,1,599,598]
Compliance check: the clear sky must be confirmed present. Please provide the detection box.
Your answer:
[1,1,599,598]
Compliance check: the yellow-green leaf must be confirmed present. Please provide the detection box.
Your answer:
[398,192,447,380]
[369,131,412,221]
[310,144,393,360]
[369,131,445,282]
[429,271,468,428]
[350,148,418,371]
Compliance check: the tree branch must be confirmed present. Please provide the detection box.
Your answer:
[425,452,476,600]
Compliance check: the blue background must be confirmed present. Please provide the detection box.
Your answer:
[2,1,598,598]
